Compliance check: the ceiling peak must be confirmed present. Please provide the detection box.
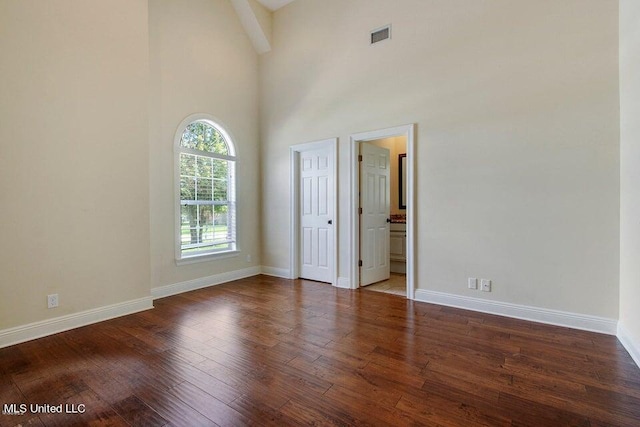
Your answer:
[254,0,296,12]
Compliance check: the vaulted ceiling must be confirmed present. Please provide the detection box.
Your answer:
[231,0,296,54]
[254,0,296,11]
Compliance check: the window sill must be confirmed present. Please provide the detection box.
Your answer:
[176,250,240,266]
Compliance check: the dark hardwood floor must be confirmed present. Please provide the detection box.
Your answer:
[1,275,639,426]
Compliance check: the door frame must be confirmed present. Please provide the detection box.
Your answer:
[290,138,338,286]
[350,124,415,298]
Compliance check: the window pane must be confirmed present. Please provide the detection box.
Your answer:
[209,129,229,155]
[196,178,213,201]
[180,177,195,201]
[199,205,214,244]
[197,156,213,177]
[180,154,196,176]
[180,205,198,246]
[180,121,229,155]
[180,123,199,150]
[213,179,227,201]
[181,205,218,247]
[214,204,230,240]
[213,159,228,179]
[212,159,228,201]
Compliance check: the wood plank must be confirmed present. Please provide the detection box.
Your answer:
[36,388,129,427]
[166,381,250,426]
[111,395,169,426]
[496,391,591,426]
[287,354,403,407]
[322,384,422,426]
[396,387,511,427]
[136,385,216,426]
[0,274,638,426]
[227,395,300,427]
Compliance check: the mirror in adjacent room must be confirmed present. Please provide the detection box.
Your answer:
[399,153,406,210]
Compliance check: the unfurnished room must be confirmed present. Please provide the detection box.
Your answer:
[1,0,639,425]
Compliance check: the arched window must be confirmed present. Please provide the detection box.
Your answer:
[175,116,236,260]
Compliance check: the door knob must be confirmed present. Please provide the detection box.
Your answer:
[328,220,333,225]
[386,218,391,223]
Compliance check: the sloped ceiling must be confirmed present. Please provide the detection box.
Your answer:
[230,0,272,54]
[255,0,296,12]
[232,0,295,54]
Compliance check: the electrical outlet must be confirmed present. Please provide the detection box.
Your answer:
[246,254,252,263]
[468,278,478,290]
[481,279,491,292]
[47,294,59,309]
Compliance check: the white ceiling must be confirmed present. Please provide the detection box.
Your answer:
[255,0,297,12]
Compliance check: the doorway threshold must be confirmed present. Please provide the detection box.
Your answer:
[361,273,406,297]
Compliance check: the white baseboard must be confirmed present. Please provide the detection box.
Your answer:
[261,268,351,289]
[260,266,291,279]
[414,289,617,335]
[336,277,352,289]
[152,266,261,299]
[618,323,640,369]
[0,297,153,349]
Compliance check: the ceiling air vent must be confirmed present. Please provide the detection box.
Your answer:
[370,25,391,45]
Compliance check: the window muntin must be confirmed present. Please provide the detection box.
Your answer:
[177,120,236,259]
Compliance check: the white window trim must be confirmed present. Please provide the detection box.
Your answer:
[175,250,241,266]
[174,113,239,264]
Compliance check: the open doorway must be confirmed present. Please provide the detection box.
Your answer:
[350,124,415,299]
[362,136,408,295]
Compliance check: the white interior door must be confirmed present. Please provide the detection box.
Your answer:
[360,143,390,286]
[300,146,334,283]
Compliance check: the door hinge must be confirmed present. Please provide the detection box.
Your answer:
[358,155,363,162]
[358,260,363,267]
[359,207,363,215]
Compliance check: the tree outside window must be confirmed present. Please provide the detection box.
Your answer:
[177,119,236,259]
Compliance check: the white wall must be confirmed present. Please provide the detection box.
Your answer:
[261,0,620,318]
[149,0,261,290]
[0,0,151,329]
[0,0,626,343]
[619,0,640,363]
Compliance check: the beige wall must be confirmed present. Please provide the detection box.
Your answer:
[261,0,620,317]
[619,0,640,355]
[149,0,261,289]
[0,0,150,329]
[0,0,628,341]
[369,137,407,216]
